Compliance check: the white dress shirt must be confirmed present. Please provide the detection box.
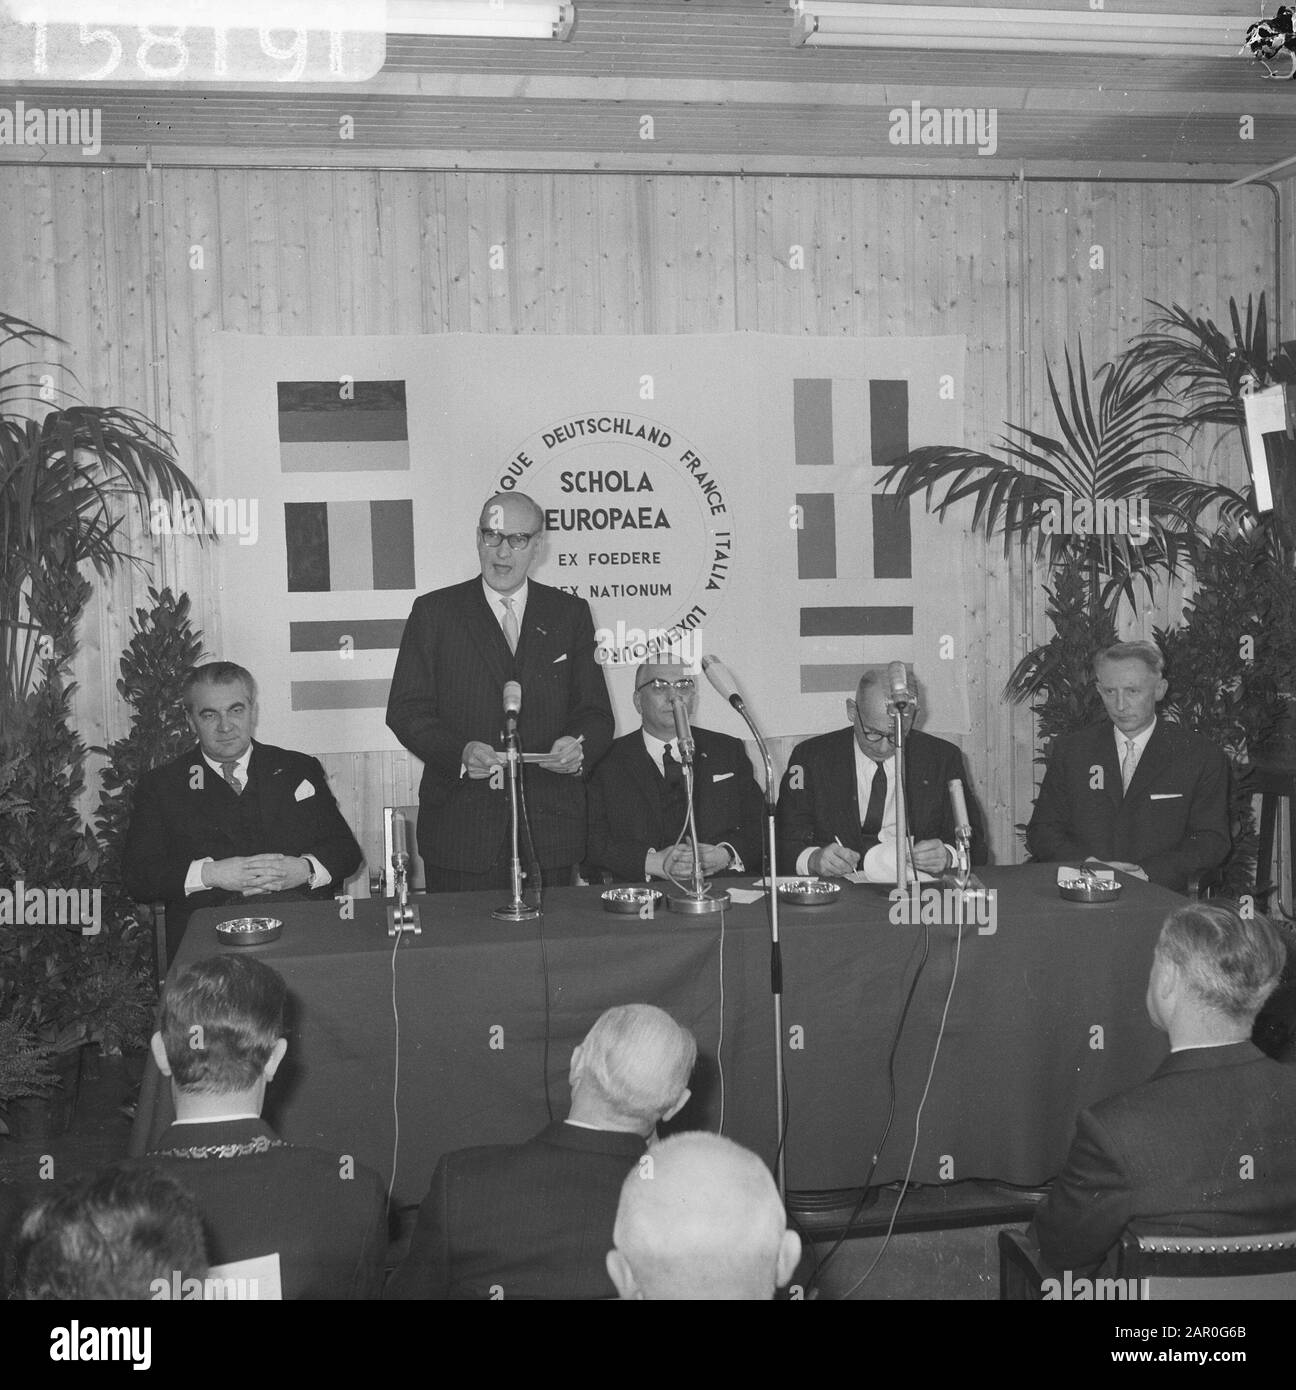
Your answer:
[483,577,528,639]
[1115,717,1157,792]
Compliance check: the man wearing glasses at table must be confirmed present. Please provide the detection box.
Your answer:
[776,665,988,882]
[585,656,763,884]
[387,492,613,891]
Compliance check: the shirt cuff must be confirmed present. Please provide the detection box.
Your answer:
[303,853,329,890]
[795,846,817,876]
[718,843,742,872]
[185,858,213,895]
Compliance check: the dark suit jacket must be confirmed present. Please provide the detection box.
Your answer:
[1025,719,1230,892]
[775,726,988,875]
[386,1120,646,1300]
[121,742,364,956]
[1030,1042,1296,1272]
[386,578,614,874]
[585,726,765,882]
[143,1118,388,1299]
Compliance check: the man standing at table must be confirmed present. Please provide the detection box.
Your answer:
[1026,640,1230,892]
[775,664,987,881]
[585,655,764,883]
[387,1003,696,1300]
[122,661,363,961]
[1029,901,1296,1273]
[386,491,614,891]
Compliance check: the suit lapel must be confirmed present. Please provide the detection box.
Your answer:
[464,579,515,686]
[827,729,866,849]
[1094,724,1123,809]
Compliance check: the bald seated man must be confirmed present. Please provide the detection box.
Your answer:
[607,1132,802,1300]
[388,1004,696,1300]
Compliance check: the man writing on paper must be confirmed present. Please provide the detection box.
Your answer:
[776,664,987,882]
[122,661,363,961]
[585,655,764,883]
[386,492,614,891]
[1025,641,1230,892]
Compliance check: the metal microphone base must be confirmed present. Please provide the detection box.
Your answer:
[387,903,422,935]
[492,901,542,921]
[668,891,730,915]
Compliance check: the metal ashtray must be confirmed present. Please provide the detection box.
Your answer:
[215,916,283,944]
[777,879,842,906]
[1058,877,1123,904]
[601,888,665,916]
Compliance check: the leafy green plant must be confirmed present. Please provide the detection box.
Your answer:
[0,1015,58,1134]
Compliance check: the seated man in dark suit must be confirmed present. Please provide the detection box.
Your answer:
[387,1003,696,1300]
[776,664,987,881]
[123,661,363,960]
[12,1162,208,1302]
[586,657,764,883]
[606,1132,801,1300]
[1025,640,1230,892]
[1029,900,1296,1273]
[142,955,389,1299]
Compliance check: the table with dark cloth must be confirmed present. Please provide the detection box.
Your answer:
[129,865,1175,1207]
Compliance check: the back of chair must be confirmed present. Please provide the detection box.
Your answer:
[1118,1230,1296,1300]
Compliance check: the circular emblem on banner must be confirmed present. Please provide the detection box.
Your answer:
[497,413,732,667]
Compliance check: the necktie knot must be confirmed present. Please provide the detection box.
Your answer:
[220,760,243,795]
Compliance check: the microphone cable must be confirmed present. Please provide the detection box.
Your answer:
[515,752,554,1124]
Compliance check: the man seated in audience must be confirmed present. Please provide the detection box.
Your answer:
[1029,901,1296,1273]
[12,1161,208,1300]
[586,656,763,883]
[143,954,388,1299]
[387,1003,696,1299]
[123,661,364,961]
[1026,640,1230,892]
[606,1132,801,1300]
[776,664,987,881]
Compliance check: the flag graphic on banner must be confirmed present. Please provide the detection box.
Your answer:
[277,380,409,473]
[793,376,917,695]
[284,499,415,592]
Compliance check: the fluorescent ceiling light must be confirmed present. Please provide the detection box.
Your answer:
[6,1,576,39]
[789,3,1241,58]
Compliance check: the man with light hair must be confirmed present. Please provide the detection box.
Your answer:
[388,1003,696,1299]
[1026,639,1230,891]
[1030,901,1296,1272]
[606,1132,802,1300]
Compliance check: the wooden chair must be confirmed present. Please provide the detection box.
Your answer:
[999,1227,1296,1300]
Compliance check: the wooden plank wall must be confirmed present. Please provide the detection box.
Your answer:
[0,167,1276,882]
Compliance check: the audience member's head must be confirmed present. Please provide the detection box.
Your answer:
[1092,640,1167,739]
[1147,901,1286,1042]
[568,1004,696,1136]
[607,1132,801,1299]
[13,1161,207,1300]
[152,955,288,1115]
[181,661,258,762]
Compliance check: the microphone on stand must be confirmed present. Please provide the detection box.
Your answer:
[502,679,522,730]
[701,654,746,713]
[671,696,695,765]
[948,778,973,885]
[886,661,915,713]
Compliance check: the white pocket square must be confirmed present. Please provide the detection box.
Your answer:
[553,653,568,664]
[294,779,316,801]
[1149,792,1182,800]
[713,772,734,782]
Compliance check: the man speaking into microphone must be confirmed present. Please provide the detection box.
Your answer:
[585,655,763,884]
[776,663,988,882]
[386,492,613,891]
